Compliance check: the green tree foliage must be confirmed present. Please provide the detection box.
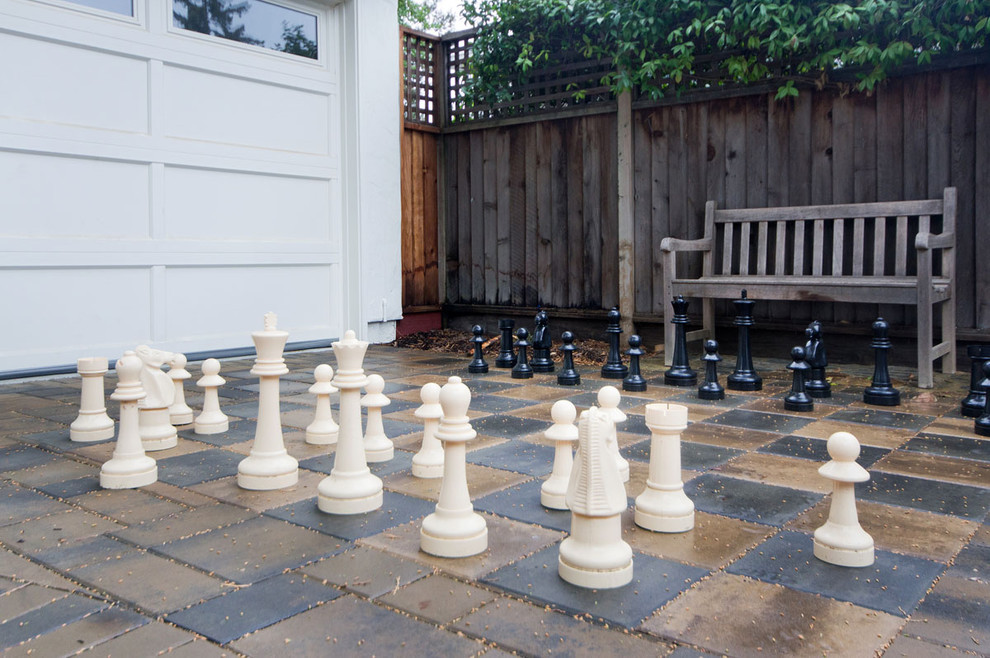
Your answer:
[399,0,456,33]
[462,0,989,103]
[276,21,318,59]
[173,0,263,46]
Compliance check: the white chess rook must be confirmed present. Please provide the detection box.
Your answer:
[635,403,695,533]
[362,374,394,462]
[420,376,488,558]
[237,312,299,490]
[558,406,633,589]
[195,359,229,434]
[306,364,339,445]
[70,356,115,442]
[168,353,194,425]
[814,431,875,567]
[101,352,157,489]
[597,386,630,483]
[541,400,578,510]
[412,382,444,479]
[136,345,178,451]
[318,330,384,514]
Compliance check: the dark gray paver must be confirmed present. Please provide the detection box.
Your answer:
[110,503,258,547]
[302,545,430,597]
[379,573,499,624]
[298,449,414,478]
[7,606,147,657]
[704,409,814,434]
[827,408,934,431]
[759,434,890,467]
[483,545,707,627]
[727,530,945,617]
[903,433,990,462]
[470,414,551,439]
[466,439,556,476]
[265,491,433,541]
[0,446,59,473]
[0,509,123,555]
[0,593,108,650]
[35,476,101,499]
[857,471,990,520]
[624,439,745,470]
[150,516,337,584]
[685,473,823,526]
[0,484,68,527]
[467,394,535,414]
[179,420,258,447]
[472,478,570,531]
[157,450,243,487]
[230,595,482,656]
[166,572,342,644]
[34,535,138,572]
[81,619,199,655]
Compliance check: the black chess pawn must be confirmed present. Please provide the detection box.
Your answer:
[511,328,534,379]
[623,335,647,392]
[863,318,901,406]
[495,319,517,368]
[601,306,628,379]
[727,290,762,391]
[530,309,555,373]
[804,321,831,398]
[557,331,581,386]
[664,295,698,386]
[961,345,990,417]
[975,362,990,437]
[468,325,489,374]
[698,339,725,401]
[784,346,814,412]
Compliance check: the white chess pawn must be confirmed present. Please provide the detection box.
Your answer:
[168,353,194,425]
[362,374,394,462]
[238,312,299,490]
[597,385,630,483]
[412,382,444,479]
[420,376,488,558]
[318,330,384,514]
[306,364,339,446]
[70,357,115,442]
[559,406,633,589]
[195,359,229,435]
[541,400,578,510]
[135,345,178,451]
[101,352,157,489]
[635,403,694,532]
[814,431,875,567]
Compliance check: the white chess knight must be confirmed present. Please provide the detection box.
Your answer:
[195,358,229,435]
[541,400,578,510]
[635,403,695,533]
[558,406,633,589]
[306,364,339,446]
[318,330,384,514]
[237,312,299,490]
[70,357,115,442]
[420,376,488,558]
[362,374,394,462]
[100,351,157,489]
[814,431,875,567]
[135,345,178,451]
[167,353,194,425]
[597,385,630,483]
[411,382,444,479]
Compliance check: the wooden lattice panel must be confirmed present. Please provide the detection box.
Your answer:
[402,29,440,127]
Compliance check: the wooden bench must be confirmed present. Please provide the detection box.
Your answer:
[660,188,957,388]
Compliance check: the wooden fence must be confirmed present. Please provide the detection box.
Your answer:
[402,30,990,335]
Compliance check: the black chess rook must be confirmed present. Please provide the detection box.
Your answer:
[698,339,725,401]
[512,328,534,379]
[784,346,814,412]
[664,295,698,387]
[468,325,489,374]
[557,331,581,386]
[601,306,628,379]
[863,318,901,406]
[495,319,517,368]
[727,290,763,391]
[622,335,647,392]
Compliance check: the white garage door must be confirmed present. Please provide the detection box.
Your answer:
[0,0,347,374]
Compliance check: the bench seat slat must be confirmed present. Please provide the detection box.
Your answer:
[669,276,951,305]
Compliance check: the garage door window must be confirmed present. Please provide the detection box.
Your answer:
[57,0,132,16]
[172,0,318,59]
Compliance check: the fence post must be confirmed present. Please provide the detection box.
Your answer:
[616,89,635,336]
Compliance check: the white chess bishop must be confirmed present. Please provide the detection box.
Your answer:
[814,431,875,567]
[237,312,298,490]
[558,406,633,589]
[70,356,115,442]
[135,345,178,451]
[541,400,578,510]
[420,376,488,558]
[101,352,157,489]
[634,403,695,533]
[318,330,384,514]
[411,382,444,479]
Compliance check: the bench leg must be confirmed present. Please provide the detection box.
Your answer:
[917,288,934,389]
[662,251,675,366]
[942,297,956,374]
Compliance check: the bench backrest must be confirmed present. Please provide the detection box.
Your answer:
[705,189,955,279]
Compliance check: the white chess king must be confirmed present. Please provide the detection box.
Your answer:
[813,431,875,567]
[558,406,633,589]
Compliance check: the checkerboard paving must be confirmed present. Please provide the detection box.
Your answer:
[0,345,987,657]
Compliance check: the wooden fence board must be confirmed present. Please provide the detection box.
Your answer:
[950,67,976,330]
[976,73,990,328]
[651,109,671,314]
[633,111,653,314]
[508,127,526,305]
[470,131,485,302]
[601,114,619,309]
[537,122,554,304]
[496,128,511,303]
[552,121,571,307]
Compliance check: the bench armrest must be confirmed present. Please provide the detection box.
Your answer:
[660,237,712,253]
[915,231,954,250]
